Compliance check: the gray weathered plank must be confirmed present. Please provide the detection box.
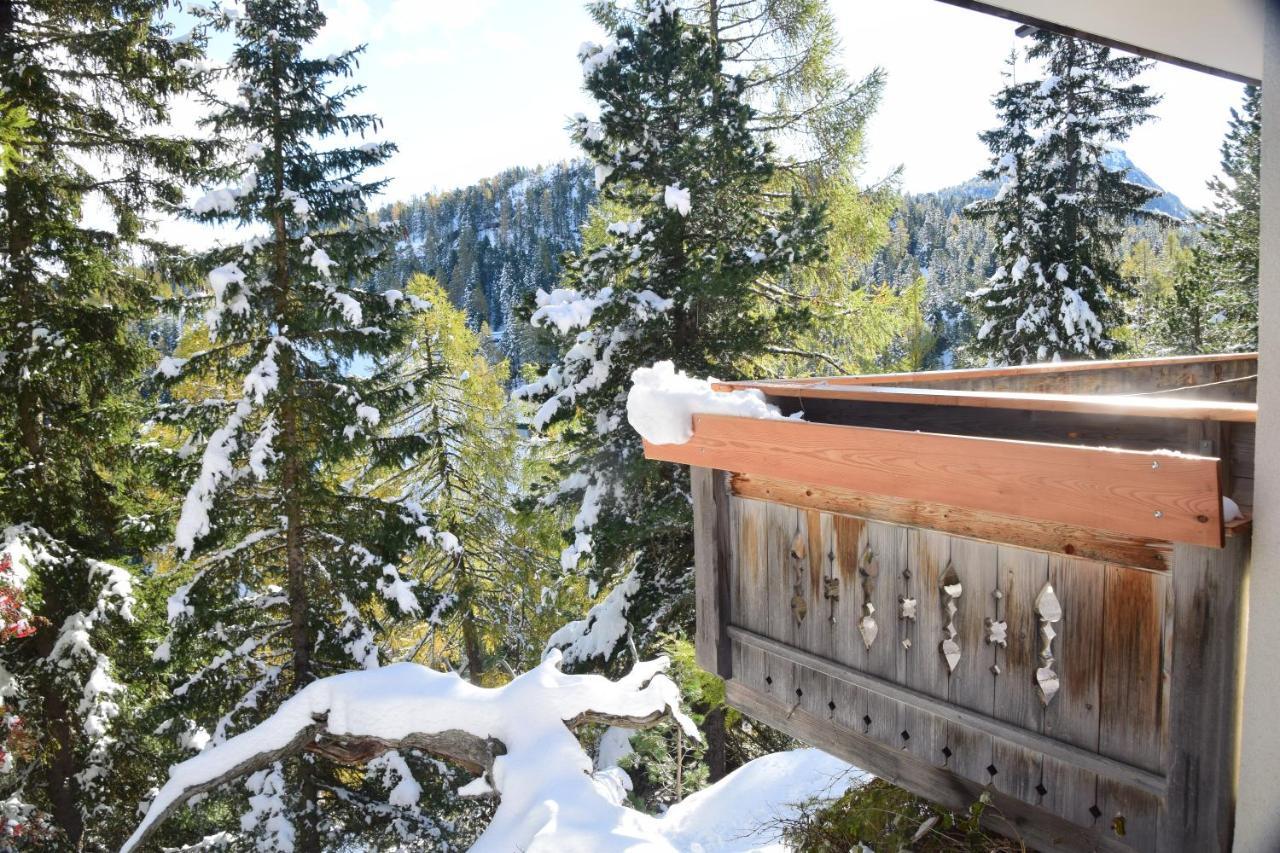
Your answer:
[1041,554,1105,829]
[692,467,732,678]
[991,546,1049,806]
[944,536,998,787]
[726,678,1126,853]
[1157,534,1250,853]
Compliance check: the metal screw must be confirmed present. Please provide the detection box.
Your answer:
[1154,510,1163,519]
[1152,461,1160,470]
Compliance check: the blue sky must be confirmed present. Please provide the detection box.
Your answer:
[212,0,1249,212]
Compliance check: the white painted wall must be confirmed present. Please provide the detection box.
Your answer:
[1234,3,1280,849]
[944,0,1264,81]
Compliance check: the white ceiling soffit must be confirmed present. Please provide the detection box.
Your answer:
[934,0,1263,84]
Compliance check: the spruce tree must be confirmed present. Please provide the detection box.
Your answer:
[0,1,207,845]
[520,2,824,657]
[967,32,1159,364]
[150,2,444,847]
[1195,85,1260,350]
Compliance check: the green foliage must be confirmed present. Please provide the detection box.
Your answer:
[373,274,578,682]
[781,780,1025,852]
[0,0,209,845]
[0,100,31,176]
[1187,85,1260,351]
[967,36,1161,364]
[146,1,471,846]
[523,1,827,664]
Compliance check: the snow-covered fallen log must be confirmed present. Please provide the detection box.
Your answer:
[124,651,863,852]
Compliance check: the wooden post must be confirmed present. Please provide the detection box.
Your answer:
[691,467,732,678]
[1164,535,1250,851]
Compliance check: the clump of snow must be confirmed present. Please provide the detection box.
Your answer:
[1223,496,1244,522]
[625,361,786,445]
[544,570,639,665]
[530,287,613,336]
[664,184,691,216]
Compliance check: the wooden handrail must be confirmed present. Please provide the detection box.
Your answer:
[711,381,1258,423]
[644,414,1224,547]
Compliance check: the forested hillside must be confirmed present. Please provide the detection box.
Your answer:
[369,162,597,370]
[376,148,1192,373]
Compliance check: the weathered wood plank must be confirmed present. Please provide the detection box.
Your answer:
[1042,555,1105,829]
[725,678,1128,853]
[716,352,1257,394]
[991,547,1049,807]
[1096,565,1170,853]
[903,528,949,766]
[645,414,1223,546]
[691,467,732,678]
[1099,565,1168,774]
[732,473,1175,572]
[766,503,802,709]
[1158,534,1250,853]
[725,629,1166,796]
[943,536,998,787]
[731,497,769,695]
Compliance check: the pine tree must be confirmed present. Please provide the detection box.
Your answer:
[594,0,898,376]
[150,2,446,847]
[967,33,1160,364]
[0,1,209,845]
[1195,85,1260,350]
[520,2,824,659]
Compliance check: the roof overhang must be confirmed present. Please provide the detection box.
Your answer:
[934,0,1263,83]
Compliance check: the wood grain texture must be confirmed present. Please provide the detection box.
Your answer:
[725,627,1166,796]
[716,352,1257,397]
[991,547,1049,807]
[1042,555,1105,829]
[941,536,998,787]
[722,380,1257,423]
[644,414,1223,546]
[725,678,1134,853]
[691,467,732,678]
[1159,534,1250,852]
[732,474,1176,572]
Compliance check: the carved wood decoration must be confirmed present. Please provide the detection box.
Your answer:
[790,533,807,625]
[1034,582,1062,705]
[858,545,879,649]
[939,561,962,673]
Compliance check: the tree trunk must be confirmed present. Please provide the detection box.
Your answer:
[704,705,727,783]
[269,56,319,851]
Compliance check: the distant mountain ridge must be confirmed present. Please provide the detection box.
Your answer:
[924,148,1191,220]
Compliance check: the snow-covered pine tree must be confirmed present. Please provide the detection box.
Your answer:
[0,1,209,845]
[593,0,898,377]
[967,32,1160,364]
[1195,84,1260,350]
[520,2,824,658]
[150,2,446,847]
[964,52,1044,364]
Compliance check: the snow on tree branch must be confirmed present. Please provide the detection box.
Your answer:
[123,652,698,853]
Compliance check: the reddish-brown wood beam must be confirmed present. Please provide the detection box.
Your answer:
[643,414,1224,547]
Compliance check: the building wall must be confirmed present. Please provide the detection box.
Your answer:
[1234,2,1280,850]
